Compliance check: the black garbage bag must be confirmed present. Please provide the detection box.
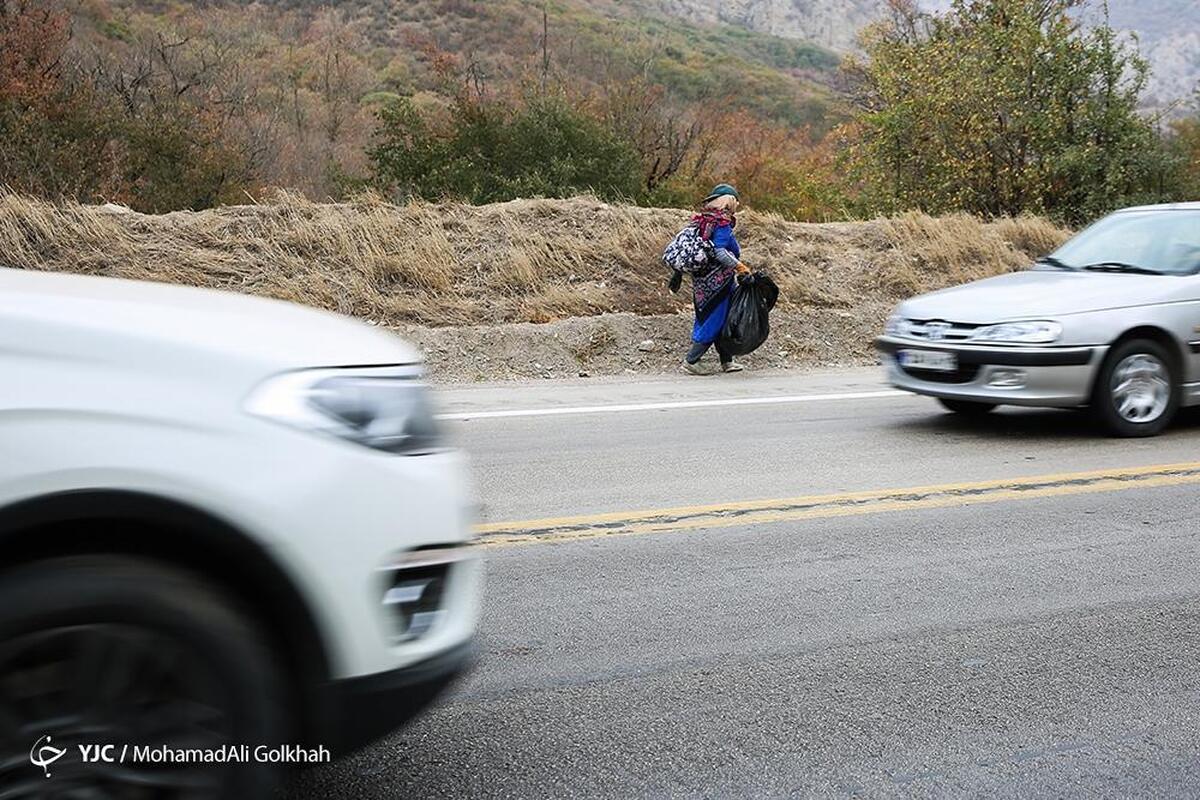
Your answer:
[718,272,779,356]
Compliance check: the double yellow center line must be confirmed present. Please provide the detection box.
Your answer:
[475,461,1200,546]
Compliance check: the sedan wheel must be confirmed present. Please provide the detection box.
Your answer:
[1093,338,1179,437]
[1112,354,1171,423]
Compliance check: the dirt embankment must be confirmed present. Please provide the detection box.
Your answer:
[0,192,1069,381]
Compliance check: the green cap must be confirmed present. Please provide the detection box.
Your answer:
[702,184,740,203]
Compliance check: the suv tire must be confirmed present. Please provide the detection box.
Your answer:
[0,555,286,798]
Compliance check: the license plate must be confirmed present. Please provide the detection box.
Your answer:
[898,349,957,372]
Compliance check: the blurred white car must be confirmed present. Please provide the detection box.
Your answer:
[0,268,480,797]
[876,203,1200,436]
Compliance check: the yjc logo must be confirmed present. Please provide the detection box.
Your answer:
[30,735,66,778]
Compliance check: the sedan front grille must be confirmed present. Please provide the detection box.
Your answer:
[899,363,982,384]
[904,319,982,342]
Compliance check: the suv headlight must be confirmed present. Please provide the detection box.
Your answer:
[245,366,442,455]
[969,321,1062,344]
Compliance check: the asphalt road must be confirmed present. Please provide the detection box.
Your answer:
[435,368,1200,522]
[290,367,1200,799]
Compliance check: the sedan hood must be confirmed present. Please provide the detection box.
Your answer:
[900,268,1189,322]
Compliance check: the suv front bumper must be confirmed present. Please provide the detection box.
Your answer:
[874,337,1103,407]
[326,637,476,755]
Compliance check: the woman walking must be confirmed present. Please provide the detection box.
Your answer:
[677,184,750,375]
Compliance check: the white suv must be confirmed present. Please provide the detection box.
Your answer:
[0,268,480,797]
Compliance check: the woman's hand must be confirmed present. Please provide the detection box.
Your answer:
[735,262,751,276]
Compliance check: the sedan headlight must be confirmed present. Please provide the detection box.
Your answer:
[246,366,442,455]
[969,321,1062,345]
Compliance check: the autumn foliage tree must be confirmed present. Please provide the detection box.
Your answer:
[0,0,67,101]
[0,0,120,200]
[0,1,260,210]
[848,0,1176,223]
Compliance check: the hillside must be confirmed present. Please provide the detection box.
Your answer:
[66,0,847,202]
[102,0,1194,118]
[95,0,843,126]
[0,193,1068,381]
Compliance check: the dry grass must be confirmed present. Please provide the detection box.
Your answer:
[876,212,1069,295]
[0,191,1071,327]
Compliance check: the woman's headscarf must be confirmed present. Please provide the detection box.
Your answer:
[692,192,738,241]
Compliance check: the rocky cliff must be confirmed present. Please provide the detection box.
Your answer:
[634,0,883,51]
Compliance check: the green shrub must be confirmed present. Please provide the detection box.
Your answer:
[369,94,641,203]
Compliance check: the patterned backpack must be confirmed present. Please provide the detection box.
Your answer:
[661,223,713,274]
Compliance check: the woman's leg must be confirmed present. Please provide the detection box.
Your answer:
[685,341,710,364]
[715,340,744,372]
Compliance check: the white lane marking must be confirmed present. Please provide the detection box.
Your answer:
[437,389,909,420]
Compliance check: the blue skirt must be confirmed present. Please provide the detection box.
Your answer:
[692,295,730,344]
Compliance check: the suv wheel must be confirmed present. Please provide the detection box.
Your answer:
[0,555,285,798]
[1092,338,1179,437]
[938,398,997,416]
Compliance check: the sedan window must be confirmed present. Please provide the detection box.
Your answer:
[1050,210,1200,276]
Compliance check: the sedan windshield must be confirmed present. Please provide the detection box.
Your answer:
[1047,209,1200,276]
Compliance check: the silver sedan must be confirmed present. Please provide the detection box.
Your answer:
[875,203,1200,437]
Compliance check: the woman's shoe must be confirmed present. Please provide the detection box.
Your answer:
[721,362,745,373]
[681,361,709,376]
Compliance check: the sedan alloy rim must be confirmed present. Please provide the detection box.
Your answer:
[1111,353,1170,424]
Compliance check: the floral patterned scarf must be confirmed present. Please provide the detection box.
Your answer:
[690,208,735,242]
[690,209,737,323]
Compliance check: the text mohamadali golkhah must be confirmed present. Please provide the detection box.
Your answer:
[77,743,331,766]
